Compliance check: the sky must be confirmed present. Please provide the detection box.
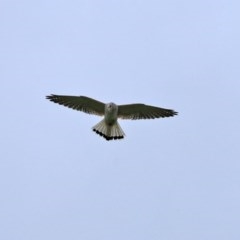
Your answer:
[1,0,240,239]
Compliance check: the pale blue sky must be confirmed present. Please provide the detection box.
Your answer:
[1,0,240,239]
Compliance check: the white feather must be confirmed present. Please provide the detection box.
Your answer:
[92,119,125,140]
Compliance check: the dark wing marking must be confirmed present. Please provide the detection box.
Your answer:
[46,94,105,116]
[118,104,178,120]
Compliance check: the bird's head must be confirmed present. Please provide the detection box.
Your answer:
[105,102,117,113]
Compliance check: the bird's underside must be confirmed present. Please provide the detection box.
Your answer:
[46,94,178,141]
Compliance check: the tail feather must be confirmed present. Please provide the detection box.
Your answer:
[92,119,125,141]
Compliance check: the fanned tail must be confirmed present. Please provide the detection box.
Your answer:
[92,119,125,141]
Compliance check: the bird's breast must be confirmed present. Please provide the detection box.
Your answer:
[104,103,118,125]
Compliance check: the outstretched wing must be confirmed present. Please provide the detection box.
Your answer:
[118,103,178,120]
[46,94,105,116]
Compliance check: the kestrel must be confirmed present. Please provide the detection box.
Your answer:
[46,94,178,140]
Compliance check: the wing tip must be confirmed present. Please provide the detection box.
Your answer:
[172,110,178,116]
[46,94,54,99]
[46,94,59,102]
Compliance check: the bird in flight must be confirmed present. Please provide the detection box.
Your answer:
[46,94,178,141]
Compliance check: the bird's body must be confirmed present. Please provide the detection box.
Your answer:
[104,103,118,126]
[46,94,178,140]
[93,102,125,140]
